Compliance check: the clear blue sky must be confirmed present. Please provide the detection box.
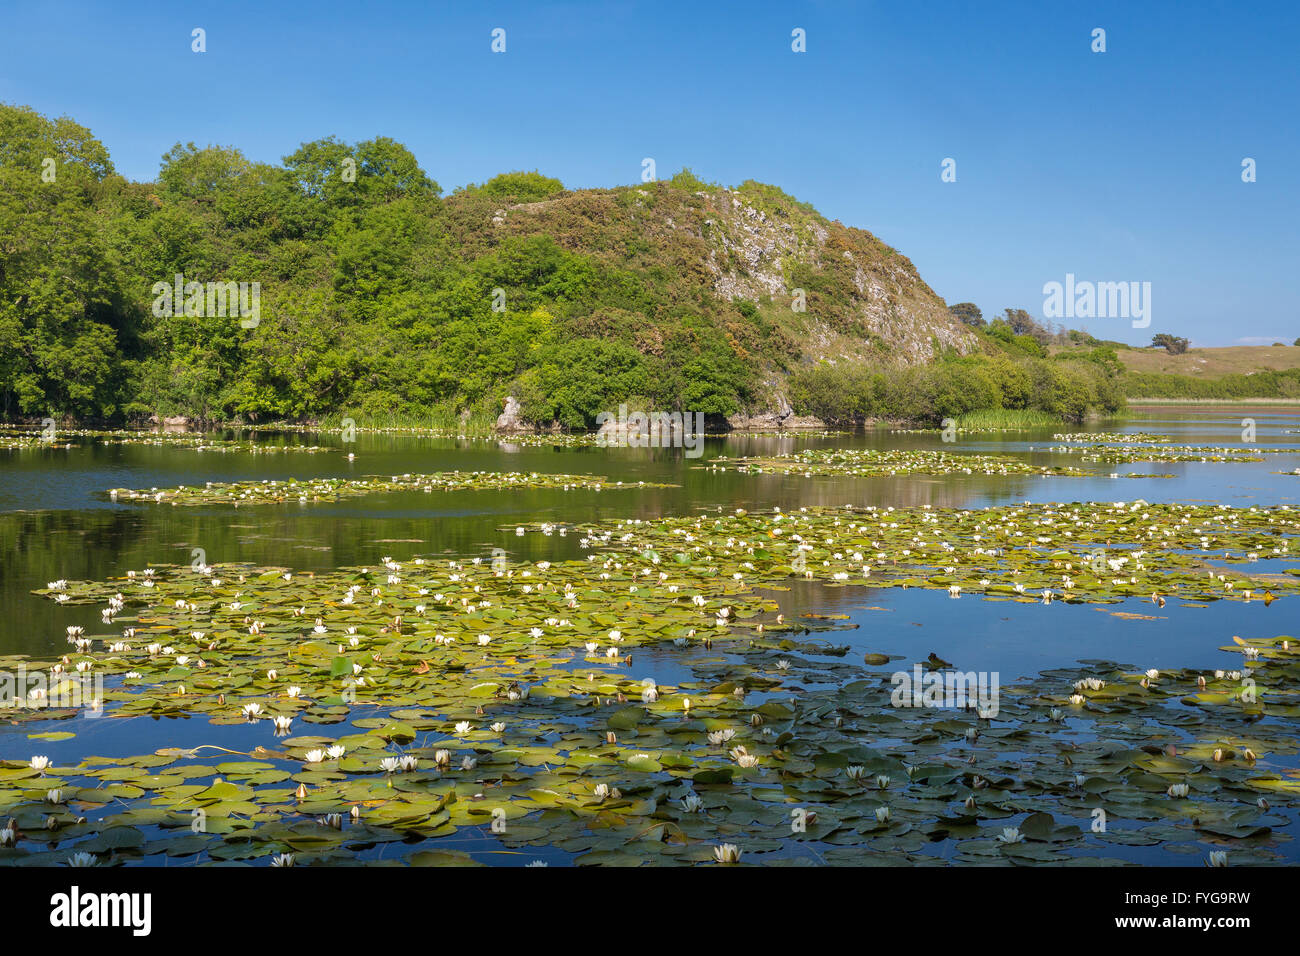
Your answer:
[2,0,1296,346]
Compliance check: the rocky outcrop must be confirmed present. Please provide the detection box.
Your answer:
[495,396,526,432]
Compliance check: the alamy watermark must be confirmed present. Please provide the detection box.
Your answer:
[891,664,999,718]
[594,404,706,458]
[1042,273,1150,329]
[151,274,261,328]
[1,666,104,716]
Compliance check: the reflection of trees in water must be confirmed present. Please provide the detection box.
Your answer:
[708,474,1037,512]
[756,578,876,620]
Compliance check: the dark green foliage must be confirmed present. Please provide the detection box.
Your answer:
[1151,333,1190,355]
[0,104,761,425]
[789,351,1125,425]
[948,302,984,327]
[459,170,566,203]
[1122,368,1300,399]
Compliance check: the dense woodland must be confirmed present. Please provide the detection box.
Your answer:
[2,103,770,427]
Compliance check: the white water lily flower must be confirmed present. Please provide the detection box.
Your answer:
[491,722,506,733]
[998,827,1025,844]
[303,749,327,764]
[846,765,866,781]
[713,843,742,864]
[1207,851,1228,867]
[875,806,891,824]
[399,755,418,772]
[66,851,97,867]
[593,783,610,801]
[241,703,262,719]
[461,756,477,770]
[286,686,302,698]
[1167,783,1190,798]
[270,853,295,867]
[680,793,704,813]
[379,756,402,774]
[455,721,473,734]
[30,756,50,773]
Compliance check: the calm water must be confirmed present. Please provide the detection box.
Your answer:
[2,409,1297,671]
[2,408,1299,867]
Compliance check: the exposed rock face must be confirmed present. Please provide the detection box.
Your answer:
[495,396,525,432]
[149,414,192,429]
[486,180,977,423]
[700,187,975,368]
[725,411,827,431]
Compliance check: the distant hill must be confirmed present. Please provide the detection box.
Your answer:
[1118,344,1300,377]
[1116,345,1300,401]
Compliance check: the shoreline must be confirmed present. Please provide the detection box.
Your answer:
[1125,398,1300,406]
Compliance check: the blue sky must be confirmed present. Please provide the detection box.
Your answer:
[2,0,1296,346]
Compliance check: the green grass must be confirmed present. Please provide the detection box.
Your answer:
[952,408,1064,431]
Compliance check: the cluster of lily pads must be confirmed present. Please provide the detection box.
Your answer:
[105,472,676,506]
[0,428,329,454]
[495,431,849,449]
[2,499,1296,866]
[0,434,70,451]
[1045,444,1296,465]
[701,448,1115,479]
[1052,433,1175,444]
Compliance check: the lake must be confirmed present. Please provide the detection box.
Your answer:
[1,407,1297,867]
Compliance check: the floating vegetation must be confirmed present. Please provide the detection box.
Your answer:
[1046,444,1296,464]
[105,472,678,506]
[701,448,1119,478]
[553,501,1298,606]
[97,436,331,454]
[500,431,848,448]
[1052,432,1175,444]
[0,435,73,451]
[0,428,329,453]
[5,500,1298,866]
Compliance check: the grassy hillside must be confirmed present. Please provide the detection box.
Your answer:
[1114,346,1300,400]
[0,102,975,427]
[1120,344,1300,377]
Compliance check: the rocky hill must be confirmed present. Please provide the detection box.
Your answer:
[0,102,974,426]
